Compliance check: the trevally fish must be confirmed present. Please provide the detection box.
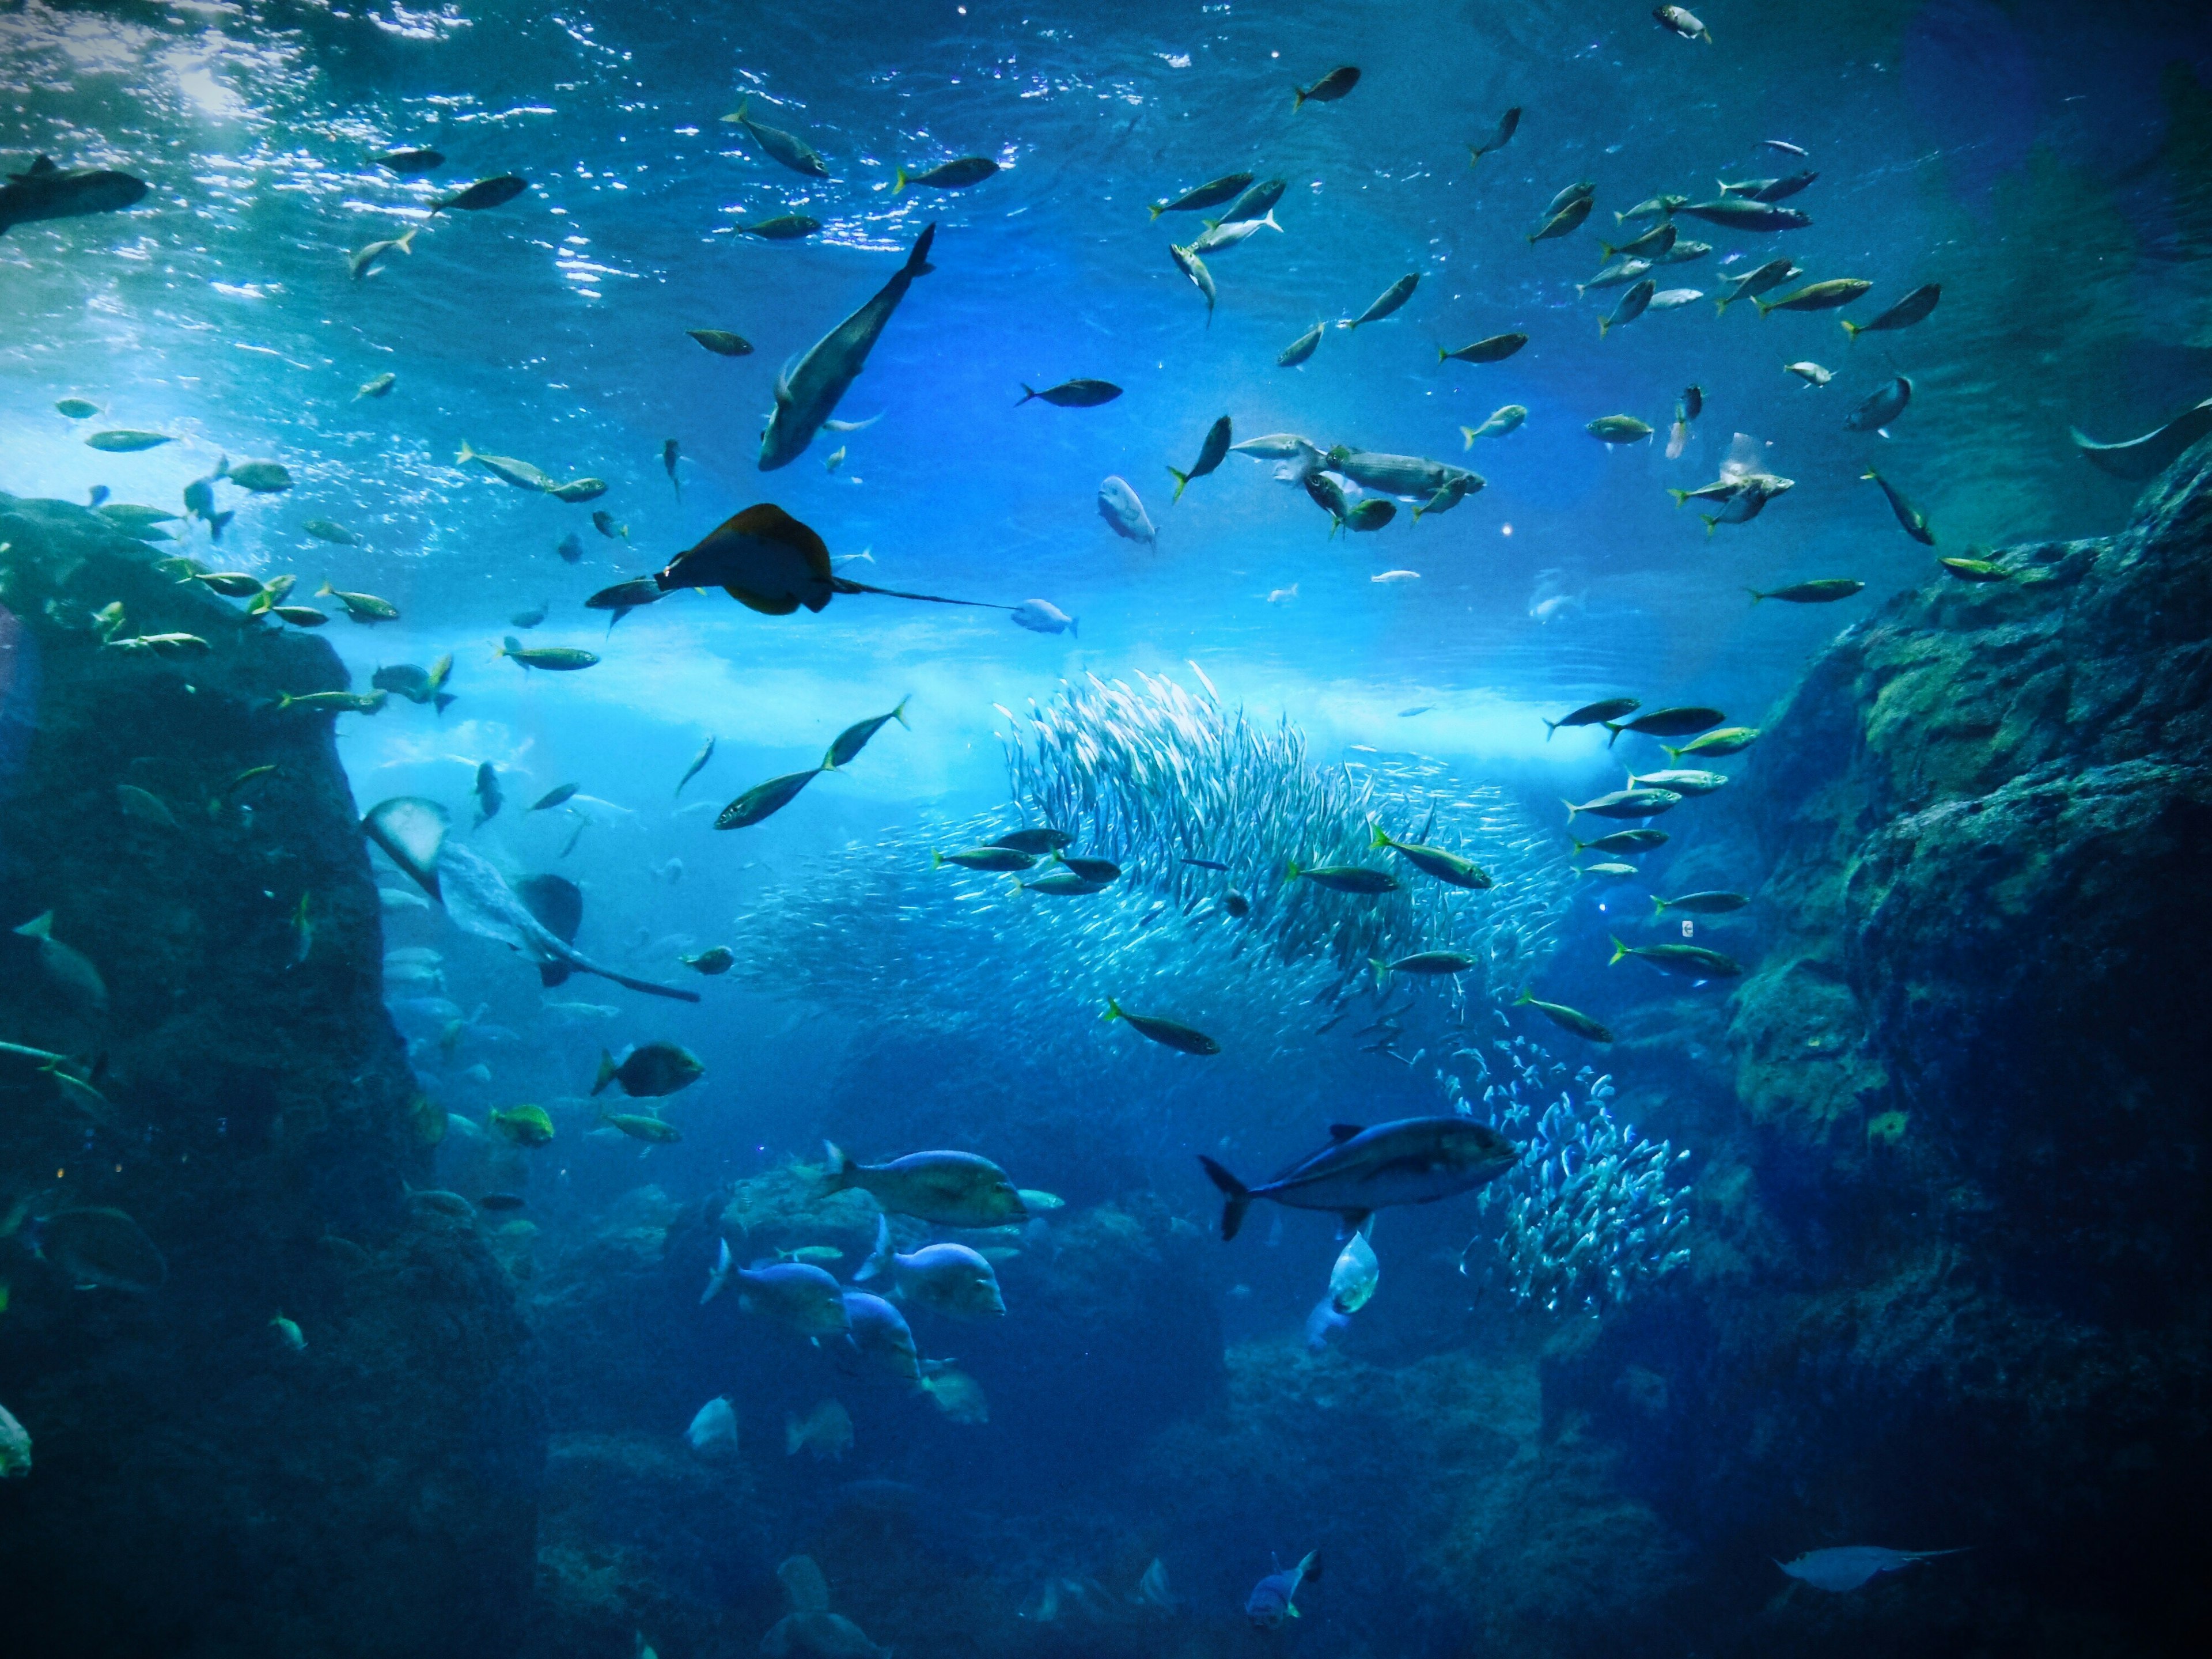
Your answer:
[1245,1551,1321,1627]
[761,223,937,470]
[1198,1118,1519,1239]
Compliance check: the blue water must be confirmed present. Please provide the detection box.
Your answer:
[3,1,2210,1654]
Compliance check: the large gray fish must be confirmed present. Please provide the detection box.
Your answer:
[1324,447,1465,498]
[823,1142,1028,1227]
[0,154,149,236]
[760,224,937,471]
[1198,1117,1518,1238]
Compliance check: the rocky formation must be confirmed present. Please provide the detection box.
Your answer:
[1548,445,2212,1653]
[0,494,539,1657]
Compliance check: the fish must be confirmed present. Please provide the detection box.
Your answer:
[1785,361,1834,387]
[892,155,998,193]
[1863,469,1936,543]
[1606,705,1724,742]
[1677,198,1810,232]
[734,214,824,240]
[1098,476,1157,544]
[1654,5,1712,41]
[1940,556,2010,582]
[1189,213,1280,254]
[1304,468,1347,533]
[12,911,108,1010]
[824,444,845,473]
[592,510,625,540]
[1749,578,1864,604]
[994,827,1073,854]
[585,577,666,628]
[107,631,215,660]
[510,602,550,630]
[1168,241,1216,323]
[1564,788,1683,821]
[762,224,938,469]
[732,1258,853,1336]
[1756,278,1871,316]
[721,99,830,178]
[116,783,178,828]
[1053,853,1121,884]
[1149,172,1253,219]
[357,372,396,399]
[1573,828,1670,855]
[472,761,502,826]
[347,226,419,279]
[857,1218,1006,1316]
[0,154,149,237]
[371,657,456,712]
[1763,139,1810,156]
[488,1105,555,1146]
[1777,1547,1967,1594]
[1719,171,1817,202]
[1370,825,1491,889]
[1327,448,1468,498]
[1714,257,1800,315]
[841,1289,925,1385]
[822,1143,1029,1228]
[1340,274,1418,328]
[1599,278,1656,338]
[270,1312,306,1352]
[1284,858,1399,893]
[1330,1228,1380,1315]
[1200,1118,1518,1240]
[1587,415,1652,444]
[429,175,527,213]
[1372,950,1476,985]
[1609,937,1743,978]
[1624,767,1728,796]
[1018,378,1122,407]
[1409,475,1480,524]
[529,783,579,813]
[1616,194,1686,225]
[1293,66,1360,108]
[676,737,716,795]
[302,518,359,545]
[1440,332,1527,364]
[1600,222,1677,260]
[497,638,599,670]
[686,1395,739,1457]
[1514,991,1613,1043]
[786,1399,854,1460]
[1528,195,1594,243]
[1104,999,1221,1055]
[825,697,911,768]
[85,430,172,452]
[1021,872,1106,896]
[688,328,753,356]
[1651,890,1751,916]
[1841,282,1940,338]
[717,768,824,830]
[1468,105,1521,165]
[17,1204,167,1291]
[600,1111,681,1143]
[1580,256,1654,291]
[192,571,263,599]
[1164,416,1234,505]
[455,440,554,492]
[1661,725,1759,759]
[1278,322,1325,367]
[1347,501,1397,533]
[934,844,1035,872]
[1846,375,1913,434]
[546,476,608,503]
[1543,698,1639,738]
[1010,599,1077,637]
[1462,406,1527,444]
[0,1400,31,1477]
[55,397,101,418]
[372,146,444,175]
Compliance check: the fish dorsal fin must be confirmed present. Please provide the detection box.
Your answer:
[1328,1123,1363,1142]
[24,154,58,177]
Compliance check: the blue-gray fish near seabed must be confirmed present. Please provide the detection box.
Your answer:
[1198,1118,1519,1239]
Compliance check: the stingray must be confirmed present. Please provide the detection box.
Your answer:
[362,797,698,1002]
[654,503,1014,617]
[2071,396,2212,480]
[1776,1546,1967,1592]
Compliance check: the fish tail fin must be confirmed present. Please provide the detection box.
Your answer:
[455,440,475,464]
[1666,488,1690,507]
[1370,957,1390,989]
[1662,742,1685,762]
[1840,319,1862,338]
[1714,296,1732,316]
[1369,823,1389,850]
[902,221,937,278]
[316,579,335,597]
[214,454,230,480]
[1603,723,1624,748]
[210,510,234,543]
[1298,1550,1321,1584]
[855,1214,892,1283]
[1293,86,1308,111]
[434,693,456,714]
[1513,988,1535,1007]
[592,1050,617,1096]
[1753,297,1775,318]
[1147,201,1164,221]
[1542,718,1560,740]
[1282,857,1301,882]
[1747,588,1766,604]
[1562,798,1581,820]
[929,849,944,870]
[820,1141,857,1193]
[1167,466,1191,502]
[1196,1156,1254,1241]
[891,168,908,197]
[1599,240,1619,259]
[1597,315,1611,339]
[13,910,53,941]
[1861,468,1880,482]
[1652,894,1671,916]
[891,695,911,729]
[1016,385,1037,405]
[1700,514,1720,537]
[1608,936,1631,966]
[1102,998,1123,1023]
[396,227,418,254]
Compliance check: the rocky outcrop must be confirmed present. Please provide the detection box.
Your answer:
[0,494,539,1657]
[1546,447,2212,1653]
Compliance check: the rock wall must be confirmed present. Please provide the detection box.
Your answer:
[0,494,540,1658]
[1548,446,2212,1653]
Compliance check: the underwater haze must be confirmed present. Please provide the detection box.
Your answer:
[3,2,2212,1657]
